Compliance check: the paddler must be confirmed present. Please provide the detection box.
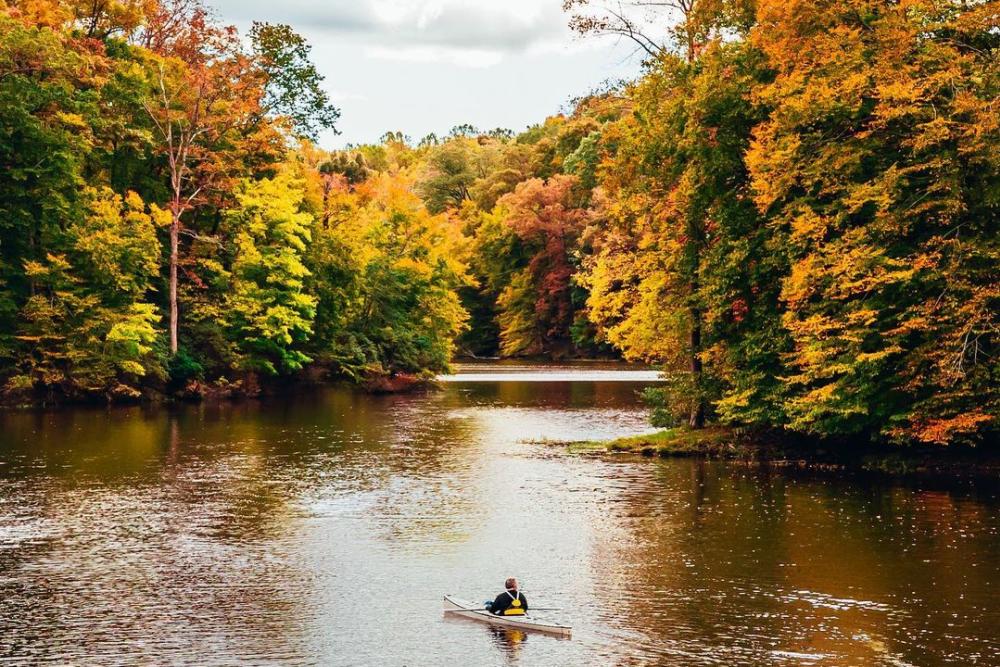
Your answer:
[488,577,529,616]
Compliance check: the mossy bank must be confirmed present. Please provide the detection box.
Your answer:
[560,427,1000,479]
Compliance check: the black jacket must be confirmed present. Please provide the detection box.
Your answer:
[490,590,528,615]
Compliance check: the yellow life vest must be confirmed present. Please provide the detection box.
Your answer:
[503,595,525,616]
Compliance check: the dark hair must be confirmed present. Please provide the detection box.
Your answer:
[505,577,518,590]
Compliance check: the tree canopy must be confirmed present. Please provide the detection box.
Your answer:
[0,0,996,446]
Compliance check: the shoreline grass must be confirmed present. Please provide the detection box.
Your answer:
[566,426,741,458]
[553,427,1000,478]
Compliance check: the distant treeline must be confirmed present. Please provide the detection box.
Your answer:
[1,0,997,446]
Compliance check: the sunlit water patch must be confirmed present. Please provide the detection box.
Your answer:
[440,360,663,383]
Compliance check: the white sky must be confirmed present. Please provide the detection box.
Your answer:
[211,0,647,148]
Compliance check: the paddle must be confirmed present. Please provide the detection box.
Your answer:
[445,607,562,612]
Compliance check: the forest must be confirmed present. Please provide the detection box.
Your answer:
[0,0,997,447]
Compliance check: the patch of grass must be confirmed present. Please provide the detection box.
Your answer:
[550,426,1000,478]
[565,440,612,454]
[572,426,739,458]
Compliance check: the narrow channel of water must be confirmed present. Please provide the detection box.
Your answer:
[1,362,997,665]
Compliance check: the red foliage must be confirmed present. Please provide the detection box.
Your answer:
[499,175,589,351]
[731,298,749,323]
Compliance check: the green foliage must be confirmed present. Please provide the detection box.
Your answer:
[0,3,353,401]
[14,252,162,400]
[308,172,470,378]
[222,170,317,374]
[167,348,204,386]
[0,110,166,400]
[576,0,998,444]
[562,130,601,193]
[0,16,95,339]
[455,285,501,358]
[417,139,481,214]
[250,22,341,140]
[320,152,371,185]
[641,386,684,429]
[71,188,164,299]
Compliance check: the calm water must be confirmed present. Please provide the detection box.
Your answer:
[1,362,998,666]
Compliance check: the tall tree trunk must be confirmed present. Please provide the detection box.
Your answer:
[322,180,331,228]
[689,239,705,428]
[689,301,704,428]
[28,226,36,297]
[169,213,179,354]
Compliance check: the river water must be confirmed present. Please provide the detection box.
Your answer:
[0,362,997,666]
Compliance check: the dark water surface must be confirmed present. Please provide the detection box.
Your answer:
[1,362,998,666]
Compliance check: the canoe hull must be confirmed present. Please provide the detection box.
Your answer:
[442,595,572,637]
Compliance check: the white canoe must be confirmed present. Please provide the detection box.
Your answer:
[442,595,572,637]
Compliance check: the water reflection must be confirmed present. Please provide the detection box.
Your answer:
[487,626,528,664]
[591,464,1000,665]
[438,616,539,666]
[0,365,998,665]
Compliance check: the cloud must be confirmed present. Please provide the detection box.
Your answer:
[215,0,583,66]
[374,0,564,51]
[365,44,504,68]
[216,0,380,31]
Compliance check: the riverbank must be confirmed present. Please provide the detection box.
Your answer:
[561,427,1000,478]
[0,367,438,408]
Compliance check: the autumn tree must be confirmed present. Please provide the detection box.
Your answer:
[68,0,153,39]
[564,0,756,62]
[484,175,590,357]
[140,14,337,355]
[133,0,211,56]
[9,188,164,401]
[249,22,340,141]
[417,138,495,214]
[141,37,259,355]
[0,13,96,337]
[308,170,470,379]
[0,9,168,400]
[221,168,317,374]
[747,0,999,443]
[567,0,760,426]
[2,0,995,448]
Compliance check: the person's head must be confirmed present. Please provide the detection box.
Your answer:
[505,577,518,592]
